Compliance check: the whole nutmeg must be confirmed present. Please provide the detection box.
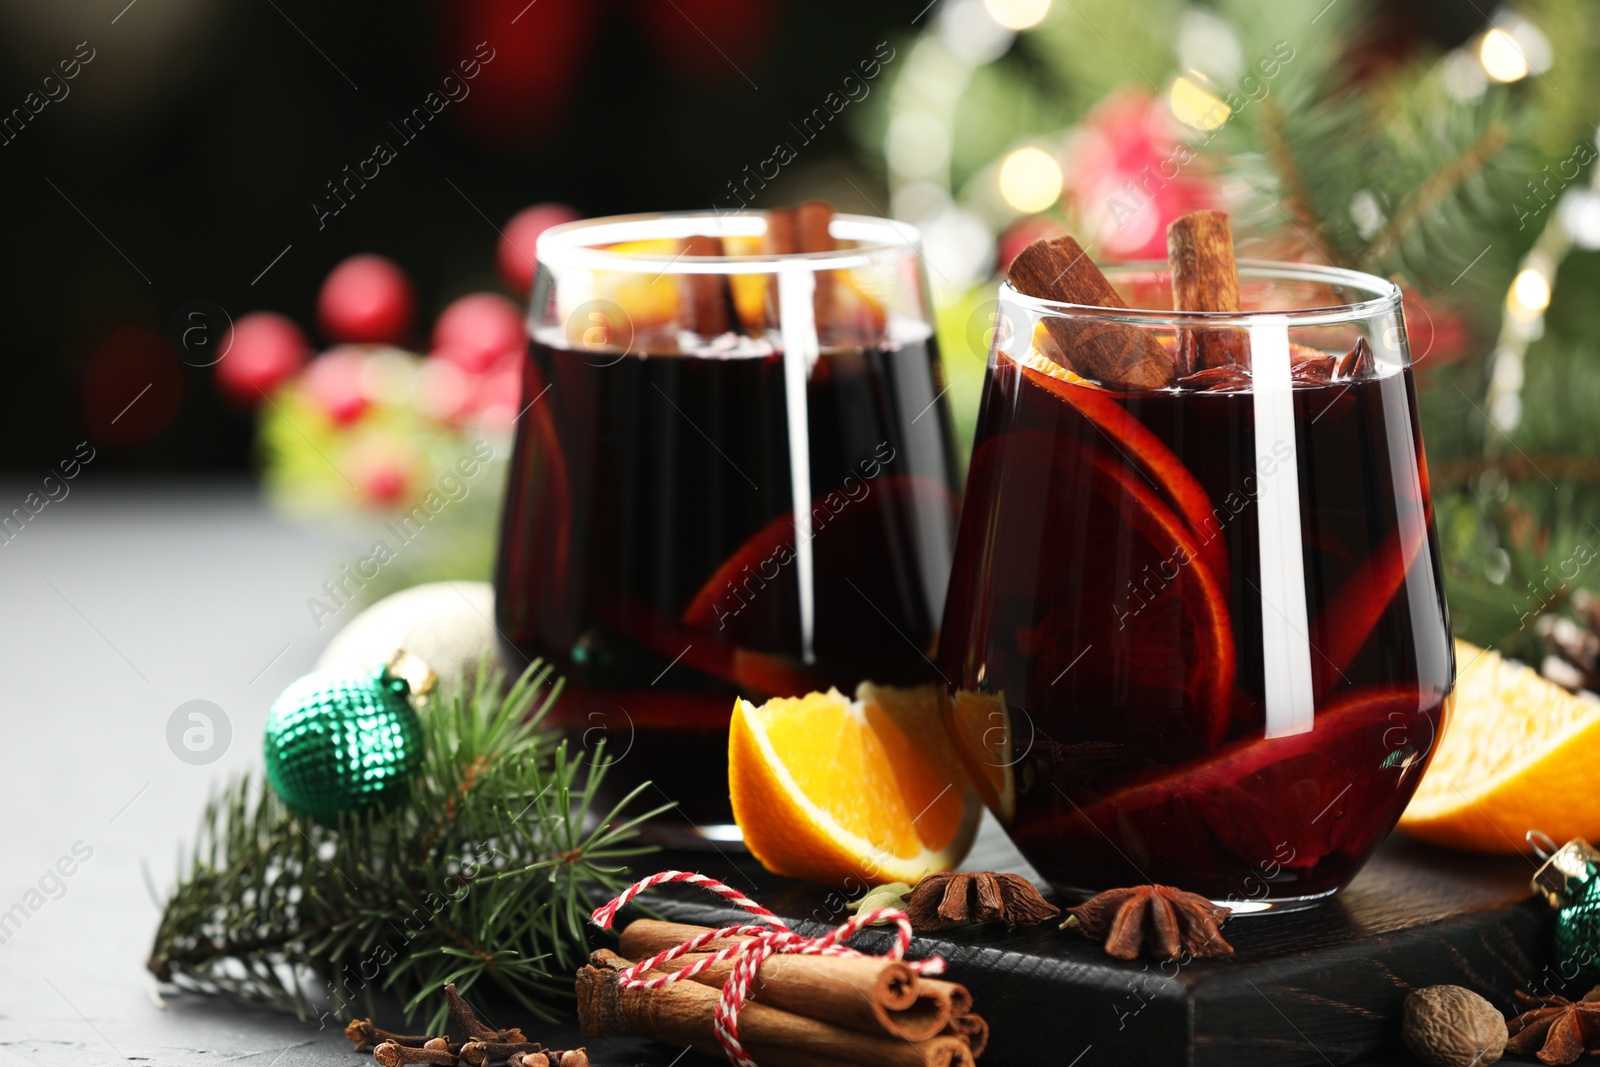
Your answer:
[1402,985,1508,1067]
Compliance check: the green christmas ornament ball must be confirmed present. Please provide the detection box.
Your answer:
[263,664,425,823]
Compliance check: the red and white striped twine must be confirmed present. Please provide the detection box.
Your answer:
[591,870,946,1067]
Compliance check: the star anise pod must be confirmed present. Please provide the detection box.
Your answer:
[1506,986,1600,1065]
[1061,884,1233,961]
[903,871,1060,930]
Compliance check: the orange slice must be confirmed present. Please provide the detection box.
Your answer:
[730,683,981,885]
[939,427,1235,755]
[1013,684,1435,884]
[944,690,1016,824]
[680,474,958,686]
[582,239,686,336]
[1400,640,1600,852]
[1006,347,1230,589]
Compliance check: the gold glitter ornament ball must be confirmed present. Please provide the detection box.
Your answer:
[263,665,424,823]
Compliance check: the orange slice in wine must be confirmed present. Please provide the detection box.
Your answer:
[945,428,1235,754]
[582,238,684,333]
[1006,347,1231,589]
[1020,684,1436,876]
[680,474,958,682]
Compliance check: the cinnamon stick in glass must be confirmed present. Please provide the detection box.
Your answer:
[617,919,953,1042]
[1167,209,1249,372]
[578,949,976,1067]
[1008,235,1176,390]
[682,234,733,338]
[795,200,837,334]
[765,208,799,256]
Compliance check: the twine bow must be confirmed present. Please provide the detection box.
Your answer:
[590,870,945,1067]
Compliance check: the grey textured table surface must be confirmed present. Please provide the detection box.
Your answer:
[0,480,372,1066]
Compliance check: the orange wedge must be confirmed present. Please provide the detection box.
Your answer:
[1400,640,1600,852]
[944,690,1016,824]
[729,683,981,886]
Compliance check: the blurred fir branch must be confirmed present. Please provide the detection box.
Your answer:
[877,0,1600,659]
[147,662,666,1032]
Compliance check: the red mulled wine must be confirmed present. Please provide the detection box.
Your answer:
[496,324,959,829]
[939,338,1453,905]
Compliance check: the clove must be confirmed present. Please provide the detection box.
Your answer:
[444,982,526,1043]
[459,1040,546,1066]
[372,1041,457,1067]
[344,1019,439,1053]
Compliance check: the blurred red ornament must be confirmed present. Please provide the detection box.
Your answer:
[84,325,185,445]
[1063,90,1217,260]
[498,203,580,296]
[634,0,778,83]
[432,292,526,374]
[442,0,597,145]
[303,348,370,425]
[317,254,415,344]
[216,312,309,406]
[998,216,1067,273]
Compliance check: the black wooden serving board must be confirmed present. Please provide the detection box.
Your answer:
[587,820,1557,1067]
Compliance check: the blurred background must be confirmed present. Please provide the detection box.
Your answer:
[3,0,1598,666]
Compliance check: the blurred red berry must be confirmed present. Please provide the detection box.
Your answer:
[432,292,526,374]
[317,254,415,344]
[497,203,579,296]
[303,348,370,425]
[363,465,409,504]
[215,312,309,406]
[345,434,416,505]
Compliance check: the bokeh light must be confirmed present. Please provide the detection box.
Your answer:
[981,0,1051,32]
[1168,75,1231,131]
[1479,28,1529,82]
[997,146,1063,214]
[1510,267,1551,315]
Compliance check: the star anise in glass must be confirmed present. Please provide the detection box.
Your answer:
[1506,986,1600,1065]
[1061,884,1233,961]
[902,871,1060,930]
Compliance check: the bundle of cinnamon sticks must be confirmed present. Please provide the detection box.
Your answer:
[576,919,987,1067]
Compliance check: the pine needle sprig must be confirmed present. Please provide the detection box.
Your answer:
[146,660,670,1032]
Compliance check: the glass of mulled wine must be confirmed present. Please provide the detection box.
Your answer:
[495,209,960,842]
[939,262,1453,909]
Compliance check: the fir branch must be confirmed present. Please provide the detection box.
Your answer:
[146,660,670,1031]
[1256,95,1344,267]
[1359,121,1512,272]
[1433,454,1600,488]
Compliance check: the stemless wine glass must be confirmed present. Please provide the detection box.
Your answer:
[938,261,1453,909]
[495,211,960,843]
